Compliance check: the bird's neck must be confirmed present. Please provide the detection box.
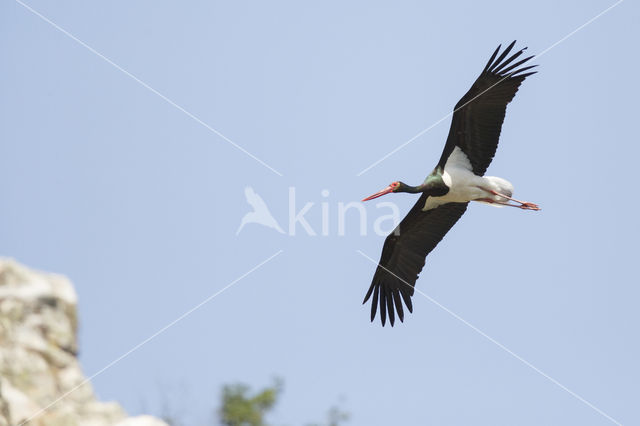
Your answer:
[420,167,450,196]
[398,167,450,196]
[398,182,424,194]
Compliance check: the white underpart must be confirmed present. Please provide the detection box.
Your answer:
[423,147,515,211]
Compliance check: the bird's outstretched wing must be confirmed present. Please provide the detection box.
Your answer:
[363,196,468,326]
[437,41,537,176]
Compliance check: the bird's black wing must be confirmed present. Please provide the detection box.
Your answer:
[437,41,537,176]
[363,196,468,326]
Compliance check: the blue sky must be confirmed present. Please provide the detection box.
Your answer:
[1,0,639,425]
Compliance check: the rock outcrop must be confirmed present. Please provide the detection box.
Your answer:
[0,258,167,426]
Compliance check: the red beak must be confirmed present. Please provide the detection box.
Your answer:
[362,184,395,201]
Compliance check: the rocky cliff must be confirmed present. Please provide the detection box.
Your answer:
[0,258,167,426]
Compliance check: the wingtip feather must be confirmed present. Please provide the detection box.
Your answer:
[362,283,375,304]
[379,287,387,326]
[393,289,405,323]
[386,290,395,326]
[483,44,502,72]
[499,55,535,75]
[370,284,379,322]
[509,64,538,77]
[516,71,537,78]
[400,290,413,313]
[488,40,517,72]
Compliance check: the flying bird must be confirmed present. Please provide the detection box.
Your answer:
[362,41,539,326]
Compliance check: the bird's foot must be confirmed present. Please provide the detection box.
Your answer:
[518,201,540,211]
[485,189,541,211]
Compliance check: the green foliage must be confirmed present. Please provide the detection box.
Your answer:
[305,401,350,426]
[326,405,350,426]
[218,379,282,426]
[151,377,350,426]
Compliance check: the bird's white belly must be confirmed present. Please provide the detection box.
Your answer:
[422,147,514,211]
[423,167,485,211]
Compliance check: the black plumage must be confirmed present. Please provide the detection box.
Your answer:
[437,41,537,175]
[363,42,536,326]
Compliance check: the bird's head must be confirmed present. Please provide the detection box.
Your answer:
[362,181,403,201]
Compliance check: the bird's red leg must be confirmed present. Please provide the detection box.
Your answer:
[478,198,531,209]
[487,190,540,211]
[493,200,536,209]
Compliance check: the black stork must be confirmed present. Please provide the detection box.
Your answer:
[362,41,539,327]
